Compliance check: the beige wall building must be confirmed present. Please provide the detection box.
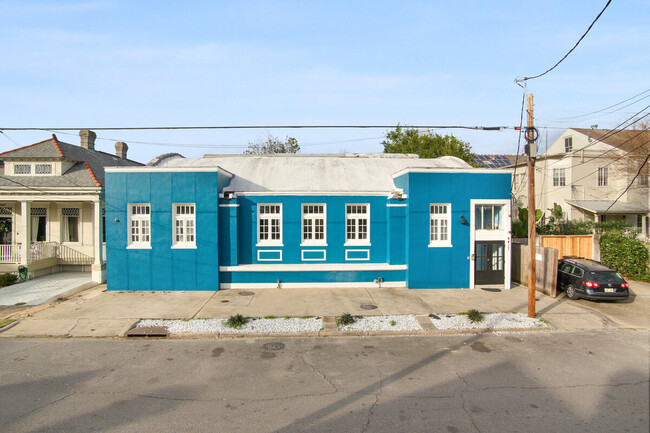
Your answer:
[0,131,141,282]
[510,128,649,240]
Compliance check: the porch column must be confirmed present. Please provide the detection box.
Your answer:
[19,201,30,265]
[91,200,105,283]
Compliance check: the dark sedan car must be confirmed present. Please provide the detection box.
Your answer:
[557,258,629,301]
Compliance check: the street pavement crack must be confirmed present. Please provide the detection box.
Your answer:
[361,370,383,433]
[0,390,77,429]
[454,370,480,433]
[299,353,338,395]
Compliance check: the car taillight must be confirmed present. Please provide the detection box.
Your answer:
[583,281,600,288]
[620,282,628,289]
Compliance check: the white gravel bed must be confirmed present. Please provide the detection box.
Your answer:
[429,312,548,330]
[338,315,422,332]
[137,317,322,334]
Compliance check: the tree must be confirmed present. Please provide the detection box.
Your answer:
[244,134,300,154]
[381,126,478,165]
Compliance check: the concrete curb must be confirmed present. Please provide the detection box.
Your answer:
[0,319,20,333]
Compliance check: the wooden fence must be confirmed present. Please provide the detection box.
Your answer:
[512,243,559,297]
[540,235,594,260]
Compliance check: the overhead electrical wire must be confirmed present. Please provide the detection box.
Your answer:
[537,89,650,122]
[515,0,612,82]
[602,153,650,214]
[0,124,510,132]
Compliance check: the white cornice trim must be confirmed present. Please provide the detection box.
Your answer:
[220,263,407,272]
[392,168,512,178]
[106,167,221,173]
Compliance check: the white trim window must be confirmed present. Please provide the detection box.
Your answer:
[553,168,566,186]
[128,204,151,248]
[61,207,80,243]
[30,208,47,242]
[475,205,503,230]
[302,204,326,245]
[345,204,370,245]
[14,164,31,175]
[564,137,572,153]
[430,204,451,246]
[173,204,196,248]
[257,204,282,245]
[35,164,53,174]
[598,167,608,186]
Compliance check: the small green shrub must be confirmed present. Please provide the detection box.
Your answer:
[0,273,18,288]
[337,313,355,326]
[467,309,484,323]
[390,320,397,326]
[225,314,248,329]
[263,315,277,319]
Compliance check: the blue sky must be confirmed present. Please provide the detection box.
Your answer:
[1,0,648,163]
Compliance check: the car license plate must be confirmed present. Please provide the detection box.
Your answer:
[605,288,614,293]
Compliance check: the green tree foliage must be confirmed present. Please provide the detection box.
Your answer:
[597,223,648,278]
[382,126,477,165]
[244,135,300,154]
[512,207,544,238]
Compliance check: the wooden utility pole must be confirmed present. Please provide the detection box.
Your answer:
[526,93,537,318]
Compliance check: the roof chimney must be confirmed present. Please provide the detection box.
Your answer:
[79,130,96,150]
[115,141,128,159]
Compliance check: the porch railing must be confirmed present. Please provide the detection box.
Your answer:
[0,244,21,263]
[0,242,95,265]
[58,244,94,264]
[29,242,58,262]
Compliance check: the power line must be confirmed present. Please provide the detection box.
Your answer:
[603,152,650,214]
[516,0,612,82]
[46,129,386,149]
[0,124,510,132]
[538,89,650,122]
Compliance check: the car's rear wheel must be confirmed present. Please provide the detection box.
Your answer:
[566,284,579,300]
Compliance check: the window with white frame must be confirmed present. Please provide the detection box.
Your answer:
[564,137,573,153]
[14,164,31,175]
[35,164,53,174]
[302,204,326,245]
[598,167,608,186]
[61,208,80,243]
[430,204,451,246]
[173,204,195,247]
[30,208,47,242]
[258,204,282,245]
[128,204,151,247]
[553,168,566,186]
[475,205,503,230]
[345,204,369,244]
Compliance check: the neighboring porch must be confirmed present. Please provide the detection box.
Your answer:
[0,199,105,283]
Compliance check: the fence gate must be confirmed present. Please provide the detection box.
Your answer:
[540,235,593,259]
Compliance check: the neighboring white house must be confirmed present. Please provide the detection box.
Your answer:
[510,128,649,240]
[0,130,142,282]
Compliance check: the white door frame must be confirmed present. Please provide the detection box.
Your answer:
[469,199,511,290]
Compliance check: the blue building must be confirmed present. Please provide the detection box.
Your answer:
[105,154,512,291]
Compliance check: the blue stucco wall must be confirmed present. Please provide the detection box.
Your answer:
[230,195,395,265]
[106,167,510,290]
[106,171,221,291]
[395,171,511,289]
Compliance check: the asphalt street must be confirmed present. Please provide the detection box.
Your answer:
[0,330,648,433]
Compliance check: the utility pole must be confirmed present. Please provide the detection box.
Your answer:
[526,93,537,318]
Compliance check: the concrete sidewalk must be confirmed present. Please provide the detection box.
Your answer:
[2,280,648,338]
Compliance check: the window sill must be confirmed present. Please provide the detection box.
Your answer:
[300,242,328,247]
[256,243,284,247]
[429,243,452,248]
[127,245,152,250]
[171,245,197,249]
[344,242,371,247]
